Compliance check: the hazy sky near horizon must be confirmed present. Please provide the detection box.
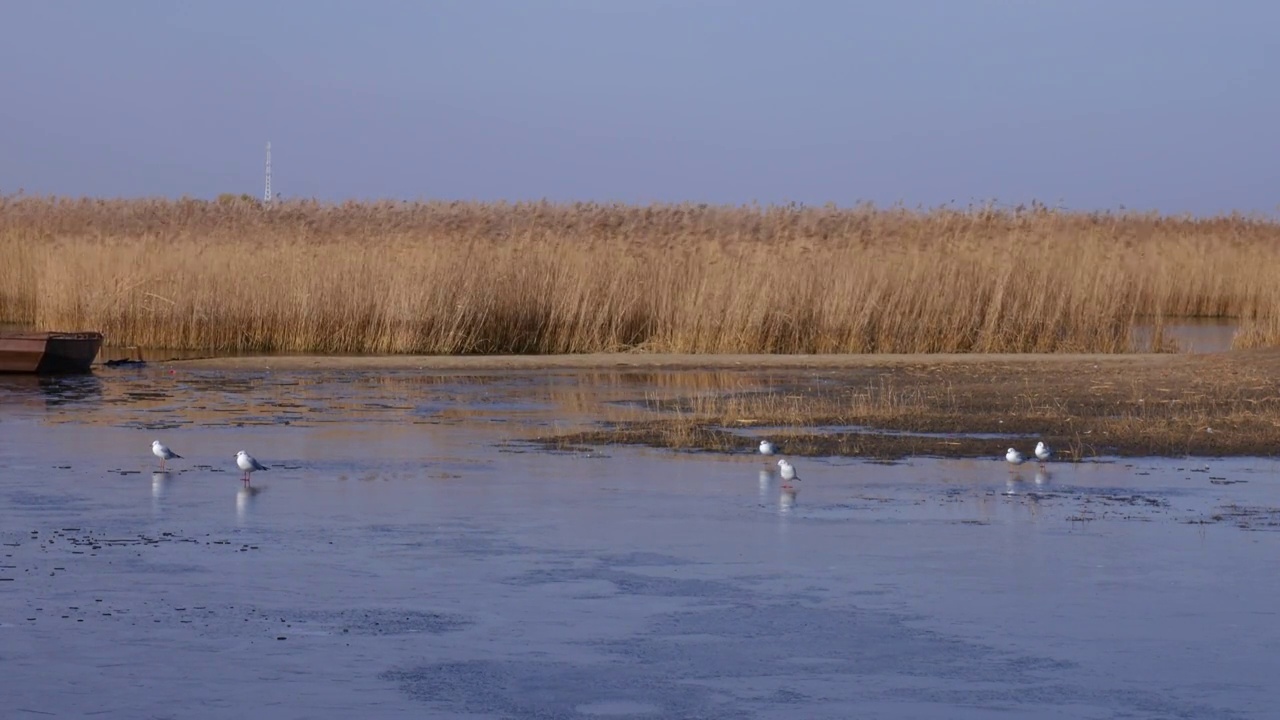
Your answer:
[1,1,1276,214]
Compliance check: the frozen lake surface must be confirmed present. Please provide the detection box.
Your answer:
[1,368,1278,719]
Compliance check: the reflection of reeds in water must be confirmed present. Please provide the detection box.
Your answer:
[44,364,770,437]
[5,197,1280,354]
[660,377,936,425]
[402,369,773,432]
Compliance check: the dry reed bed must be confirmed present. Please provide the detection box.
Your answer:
[3,196,1280,354]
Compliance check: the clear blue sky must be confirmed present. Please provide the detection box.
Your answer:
[1,1,1276,214]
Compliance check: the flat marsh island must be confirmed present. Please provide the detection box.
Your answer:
[6,197,1280,458]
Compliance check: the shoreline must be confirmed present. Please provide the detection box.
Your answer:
[153,351,1183,372]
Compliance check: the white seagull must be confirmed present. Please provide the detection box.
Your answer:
[759,440,776,457]
[777,458,801,488]
[235,450,269,483]
[1035,441,1052,466]
[1005,448,1025,466]
[152,440,182,470]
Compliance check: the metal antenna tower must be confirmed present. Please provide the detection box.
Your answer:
[263,141,272,204]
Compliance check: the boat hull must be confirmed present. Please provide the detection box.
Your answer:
[0,332,104,374]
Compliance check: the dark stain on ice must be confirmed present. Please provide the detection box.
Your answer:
[281,608,471,637]
[505,563,746,601]
[383,659,718,719]
[384,598,1241,719]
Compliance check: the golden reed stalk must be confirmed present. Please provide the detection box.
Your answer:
[2,196,1277,354]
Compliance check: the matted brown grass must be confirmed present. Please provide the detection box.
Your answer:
[3,196,1280,354]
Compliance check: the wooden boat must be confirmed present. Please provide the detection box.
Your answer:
[0,331,104,374]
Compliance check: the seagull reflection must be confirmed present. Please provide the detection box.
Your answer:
[779,486,798,512]
[758,469,772,502]
[236,484,264,523]
[151,472,172,516]
[1025,490,1043,520]
[151,471,170,500]
[1035,468,1052,486]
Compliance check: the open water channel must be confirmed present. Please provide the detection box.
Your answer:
[0,365,1276,719]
